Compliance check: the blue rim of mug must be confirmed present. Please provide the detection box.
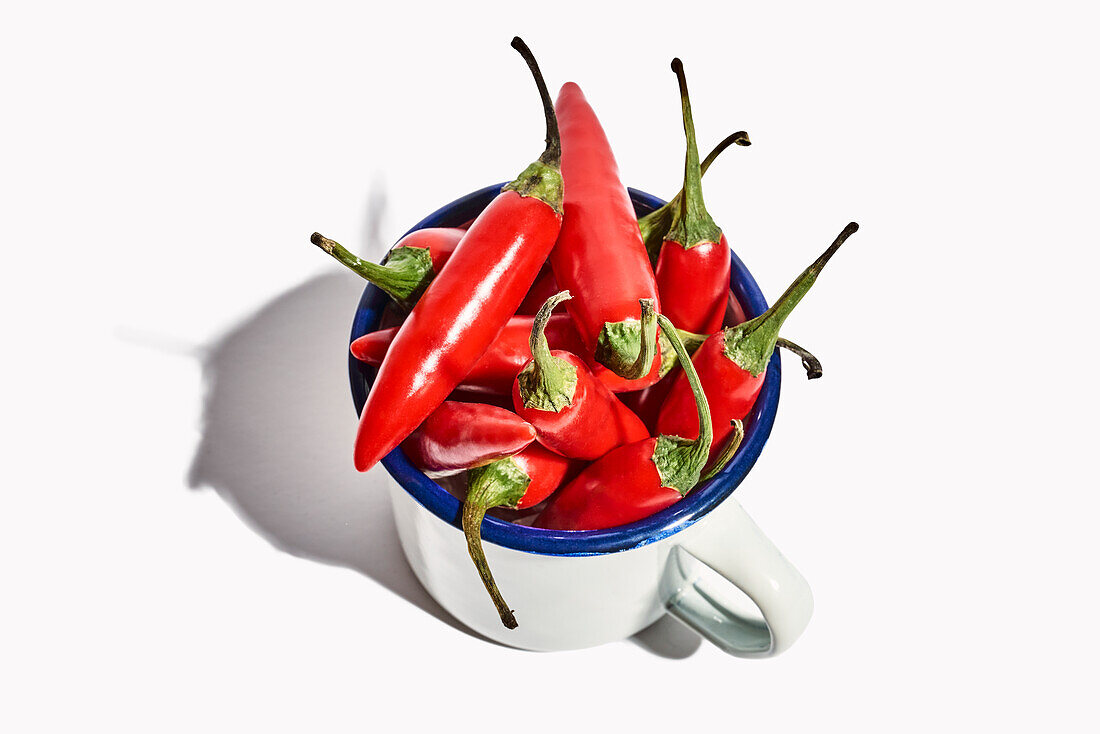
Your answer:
[349,183,781,556]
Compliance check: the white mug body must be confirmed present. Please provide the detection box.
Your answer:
[388,477,812,655]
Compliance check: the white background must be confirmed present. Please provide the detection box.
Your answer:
[3,1,1097,731]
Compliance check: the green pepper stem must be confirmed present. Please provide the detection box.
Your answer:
[595,298,659,380]
[700,420,745,483]
[651,314,714,495]
[776,337,823,380]
[663,59,722,250]
[702,131,752,173]
[530,291,572,369]
[310,232,432,312]
[659,314,713,453]
[626,298,659,379]
[658,326,710,378]
[518,292,578,412]
[726,223,859,376]
[637,131,750,263]
[463,459,531,630]
[511,37,560,169]
[461,500,517,630]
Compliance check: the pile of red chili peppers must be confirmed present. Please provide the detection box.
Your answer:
[311,38,861,629]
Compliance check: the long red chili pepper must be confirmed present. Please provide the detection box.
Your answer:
[550,82,662,387]
[534,316,740,531]
[310,227,465,312]
[651,59,741,335]
[400,401,536,478]
[657,223,860,457]
[511,292,650,460]
[350,313,585,396]
[351,37,564,472]
[637,130,750,265]
[462,442,573,628]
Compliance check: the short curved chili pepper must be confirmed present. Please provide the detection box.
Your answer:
[652,59,746,335]
[310,227,465,312]
[550,82,662,387]
[350,313,585,396]
[637,130,750,266]
[351,38,565,472]
[511,292,650,460]
[401,401,536,478]
[535,316,739,531]
[462,442,574,628]
[657,223,860,457]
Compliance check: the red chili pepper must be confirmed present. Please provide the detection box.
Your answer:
[462,442,574,628]
[651,59,749,335]
[511,292,650,460]
[534,316,744,531]
[310,227,465,312]
[350,313,585,395]
[351,38,565,472]
[515,266,560,315]
[657,223,859,457]
[550,82,662,387]
[401,401,536,477]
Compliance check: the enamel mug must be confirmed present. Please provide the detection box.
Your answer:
[349,185,813,656]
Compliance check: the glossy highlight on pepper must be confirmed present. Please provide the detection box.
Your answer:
[400,401,536,477]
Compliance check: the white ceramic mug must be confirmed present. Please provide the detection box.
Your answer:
[349,184,813,656]
[387,474,812,655]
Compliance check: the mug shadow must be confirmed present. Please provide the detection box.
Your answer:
[187,269,700,659]
[187,270,485,638]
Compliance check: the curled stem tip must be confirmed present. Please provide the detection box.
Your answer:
[511,37,560,168]
[530,290,572,356]
[519,290,577,412]
[776,337,823,380]
[701,131,750,174]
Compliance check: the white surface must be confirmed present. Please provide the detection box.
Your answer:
[2,1,1097,731]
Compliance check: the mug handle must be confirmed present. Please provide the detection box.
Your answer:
[659,498,813,657]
